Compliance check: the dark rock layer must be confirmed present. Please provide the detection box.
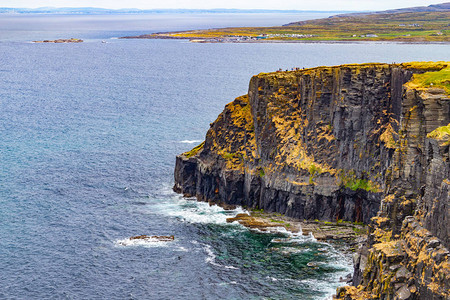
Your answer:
[174,63,449,299]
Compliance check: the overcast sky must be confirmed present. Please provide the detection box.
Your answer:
[0,0,446,11]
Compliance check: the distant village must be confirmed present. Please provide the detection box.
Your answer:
[189,32,385,43]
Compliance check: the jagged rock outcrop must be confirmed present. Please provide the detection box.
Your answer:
[174,62,449,299]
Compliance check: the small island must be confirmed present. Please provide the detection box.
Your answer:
[33,38,83,43]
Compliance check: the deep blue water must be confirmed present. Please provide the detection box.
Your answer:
[1,14,449,300]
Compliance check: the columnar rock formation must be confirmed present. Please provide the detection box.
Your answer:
[174,62,449,299]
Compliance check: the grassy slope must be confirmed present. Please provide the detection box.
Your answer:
[152,11,450,42]
[402,61,450,93]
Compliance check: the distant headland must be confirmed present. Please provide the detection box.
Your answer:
[122,3,450,43]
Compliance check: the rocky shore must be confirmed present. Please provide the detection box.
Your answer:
[174,62,449,299]
[226,210,368,258]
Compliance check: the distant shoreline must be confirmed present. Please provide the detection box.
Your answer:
[120,34,450,44]
[120,6,450,44]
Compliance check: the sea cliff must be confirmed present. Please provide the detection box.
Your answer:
[174,62,449,299]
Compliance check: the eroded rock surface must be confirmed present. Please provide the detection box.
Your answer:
[174,62,449,299]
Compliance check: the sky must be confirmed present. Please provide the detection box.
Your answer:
[0,0,447,11]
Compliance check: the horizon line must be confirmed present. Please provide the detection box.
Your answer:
[0,7,365,12]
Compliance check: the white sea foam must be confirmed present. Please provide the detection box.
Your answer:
[262,273,351,300]
[203,243,239,270]
[155,185,247,225]
[266,230,351,300]
[115,237,171,248]
[301,277,352,300]
[264,227,316,244]
[179,140,203,144]
[155,196,247,225]
[154,186,351,298]
[174,246,189,252]
[309,244,353,300]
[278,247,310,255]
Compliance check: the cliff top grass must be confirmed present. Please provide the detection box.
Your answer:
[427,123,450,145]
[183,141,204,158]
[255,61,449,95]
[403,61,450,94]
[138,11,450,42]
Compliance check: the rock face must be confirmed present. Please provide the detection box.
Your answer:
[174,62,449,299]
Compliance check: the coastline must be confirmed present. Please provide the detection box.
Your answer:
[121,9,450,44]
[204,199,367,253]
[120,35,450,44]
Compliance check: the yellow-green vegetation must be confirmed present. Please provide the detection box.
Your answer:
[373,227,393,243]
[258,70,336,177]
[206,95,257,170]
[183,141,204,158]
[373,240,403,257]
[403,62,450,94]
[338,170,381,193]
[401,61,449,72]
[336,286,370,300]
[345,178,379,192]
[402,222,450,298]
[427,123,450,145]
[315,218,366,227]
[308,163,323,184]
[379,123,398,149]
[258,167,265,177]
[269,218,285,224]
[149,11,450,42]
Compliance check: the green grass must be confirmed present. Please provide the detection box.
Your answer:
[427,123,450,145]
[259,168,265,177]
[183,141,204,158]
[222,152,235,160]
[269,219,285,224]
[308,163,323,184]
[408,65,450,94]
[345,178,377,192]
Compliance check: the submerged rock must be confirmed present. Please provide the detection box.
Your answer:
[226,213,289,231]
[117,235,175,246]
[129,235,175,242]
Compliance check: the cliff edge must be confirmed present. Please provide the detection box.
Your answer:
[174,62,449,299]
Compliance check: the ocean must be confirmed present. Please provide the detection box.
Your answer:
[0,13,449,300]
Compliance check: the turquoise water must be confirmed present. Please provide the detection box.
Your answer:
[1,14,449,300]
